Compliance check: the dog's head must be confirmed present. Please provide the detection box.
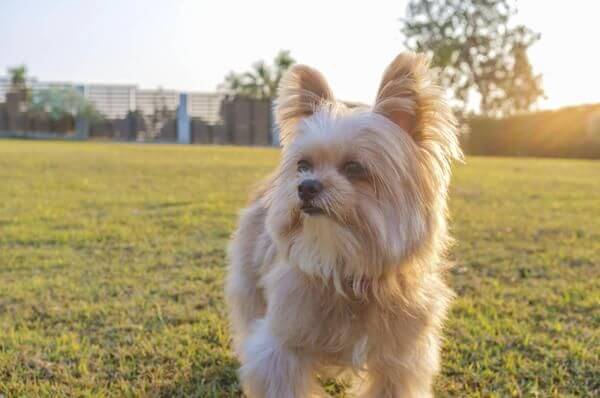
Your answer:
[264,53,462,291]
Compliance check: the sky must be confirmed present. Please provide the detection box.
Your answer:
[1,0,600,110]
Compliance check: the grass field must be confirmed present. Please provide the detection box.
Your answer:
[0,140,598,397]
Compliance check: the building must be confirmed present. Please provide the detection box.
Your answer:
[0,77,226,123]
[188,92,225,124]
[81,84,136,118]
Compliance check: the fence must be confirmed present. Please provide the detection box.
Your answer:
[4,80,600,158]
[0,89,279,146]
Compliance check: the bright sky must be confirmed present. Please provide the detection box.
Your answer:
[1,0,599,109]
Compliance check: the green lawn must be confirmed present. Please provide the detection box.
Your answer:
[0,140,598,397]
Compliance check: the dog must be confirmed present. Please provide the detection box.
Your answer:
[225,52,462,397]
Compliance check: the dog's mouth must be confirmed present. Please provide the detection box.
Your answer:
[300,204,325,215]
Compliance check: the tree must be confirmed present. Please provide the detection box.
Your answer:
[7,64,30,102]
[221,50,295,99]
[8,65,27,91]
[147,88,175,139]
[402,0,544,117]
[29,87,100,121]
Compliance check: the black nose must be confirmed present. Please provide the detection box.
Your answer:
[298,179,323,201]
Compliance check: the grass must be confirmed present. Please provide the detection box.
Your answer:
[0,140,598,397]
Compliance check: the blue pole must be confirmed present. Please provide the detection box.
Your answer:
[177,93,191,144]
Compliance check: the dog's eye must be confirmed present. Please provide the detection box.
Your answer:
[342,161,366,178]
[297,160,312,173]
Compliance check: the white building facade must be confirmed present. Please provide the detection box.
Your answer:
[0,77,224,122]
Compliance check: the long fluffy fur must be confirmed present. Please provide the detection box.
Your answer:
[226,52,462,397]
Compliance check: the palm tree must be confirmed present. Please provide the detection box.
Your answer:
[7,65,30,104]
[221,50,295,99]
[8,65,27,92]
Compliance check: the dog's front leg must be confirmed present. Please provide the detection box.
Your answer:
[357,360,435,398]
[240,319,321,398]
[356,328,441,398]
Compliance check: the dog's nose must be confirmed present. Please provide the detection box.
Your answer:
[298,179,323,201]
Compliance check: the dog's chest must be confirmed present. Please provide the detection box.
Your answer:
[304,293,371,356]
[312,305,371,369]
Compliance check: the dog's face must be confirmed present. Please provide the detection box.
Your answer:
[265,53,461,288]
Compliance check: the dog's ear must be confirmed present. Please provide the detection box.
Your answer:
[374,52,433,140]
[275,64,334,146]
[375,52,463,162]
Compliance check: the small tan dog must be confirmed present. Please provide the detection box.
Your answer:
[226,52,462,397]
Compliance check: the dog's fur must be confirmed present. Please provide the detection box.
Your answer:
[225,52,462,397]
